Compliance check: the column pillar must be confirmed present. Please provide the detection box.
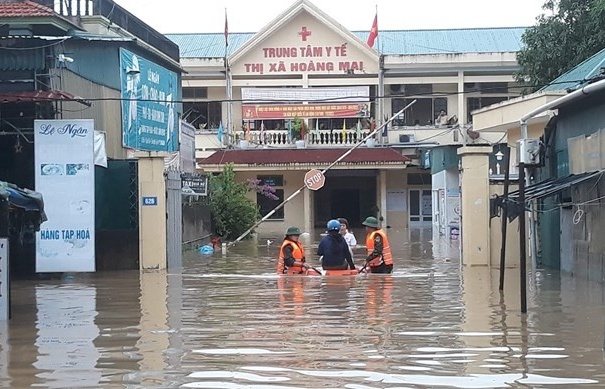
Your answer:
[137,152,167,270]
[457,71,466,126]
[457,146,492,266]
[303,187,313,235]
[378,170,388,227]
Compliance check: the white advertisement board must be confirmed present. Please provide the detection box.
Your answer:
[241,86,369,102]
[0,238,8,320]
[34,119,95,272]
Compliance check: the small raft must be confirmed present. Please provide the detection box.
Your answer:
[281,267,367,276]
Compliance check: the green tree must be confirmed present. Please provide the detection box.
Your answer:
[516,0,605,91]
[208,164,259,240]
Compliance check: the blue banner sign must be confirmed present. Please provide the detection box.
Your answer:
[120,48,178,152]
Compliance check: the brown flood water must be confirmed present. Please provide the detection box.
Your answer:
[1,228,605,388]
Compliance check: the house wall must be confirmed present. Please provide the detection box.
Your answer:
[569,178,605,283]
[539,93,605,270]
[385,170,407,230]
[489,183,520,268]
[234,170,307,238]
[52,68,126,159]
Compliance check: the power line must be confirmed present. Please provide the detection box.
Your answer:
[0,79,584,106]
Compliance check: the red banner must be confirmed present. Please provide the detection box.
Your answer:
[242,103,370,120]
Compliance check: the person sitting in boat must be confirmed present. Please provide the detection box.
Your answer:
[277,226,310,274]
[362,216,394,274]
[317,219,356,271]
[337,217,357,249]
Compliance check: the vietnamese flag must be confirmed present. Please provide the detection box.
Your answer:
[367,13,378,48]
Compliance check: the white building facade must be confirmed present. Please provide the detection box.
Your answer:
[168,0,521,238]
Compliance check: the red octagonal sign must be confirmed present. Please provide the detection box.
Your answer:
[304,169,325,191]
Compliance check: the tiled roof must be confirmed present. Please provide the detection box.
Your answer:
[0,0,55,17]
[541,47,605,92]
[198,148,410,166]
[167,27,526,58]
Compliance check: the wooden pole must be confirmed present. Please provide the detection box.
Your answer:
[518,162,528,313]
[499,147,511,291]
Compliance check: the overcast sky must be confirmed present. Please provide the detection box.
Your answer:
[115,0,547,34]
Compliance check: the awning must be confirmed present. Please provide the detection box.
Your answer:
[0,90,92,107]
[508,170,603,201]
[0,181,47,223]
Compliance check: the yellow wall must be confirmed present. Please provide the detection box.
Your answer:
[235,170,308,237]
[458,146,492,266]
[489,184,521,268]
[386,170,408,230]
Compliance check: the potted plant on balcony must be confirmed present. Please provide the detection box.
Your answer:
[291,117,306,148]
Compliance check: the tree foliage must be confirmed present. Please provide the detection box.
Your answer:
[516,0,605,91]
[208,164,259,240]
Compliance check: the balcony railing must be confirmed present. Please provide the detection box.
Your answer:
[38,0,180,61]
[234,129,373,147]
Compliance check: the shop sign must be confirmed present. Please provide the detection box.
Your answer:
[242,103,370,120]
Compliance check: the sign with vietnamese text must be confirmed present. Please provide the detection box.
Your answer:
[181,174,208,196]
[243,42,365,74]
[180,120,196,173]
[34,119,95,272]
[120,48,178,152]
[0,238,8,320]
[241,86,369,103]
[243,103,370,120]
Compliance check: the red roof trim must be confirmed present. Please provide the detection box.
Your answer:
[0,1,55,17]
[0,90,92,106]
[198,148,410,166]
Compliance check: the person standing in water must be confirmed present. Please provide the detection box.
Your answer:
[362,216,394,274]
[277,226,310,274]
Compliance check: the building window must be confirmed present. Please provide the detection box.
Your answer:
[407,173,431,185]
[257,175,284,219]
[182,87,208,99]
[464,82,509,94]
[467,96,510,123]
[183,101,221,130]
[392,97,447,126]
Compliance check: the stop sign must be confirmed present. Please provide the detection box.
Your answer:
[304,169,325,191]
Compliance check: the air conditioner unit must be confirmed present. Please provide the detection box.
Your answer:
[517,138,541,166]
[399,134,415,143]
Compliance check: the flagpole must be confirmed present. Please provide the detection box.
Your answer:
[224,8,233,148]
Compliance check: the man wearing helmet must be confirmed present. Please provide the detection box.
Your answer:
[277,226,310,274]
[317,219,356,270]
[362,216,394,274]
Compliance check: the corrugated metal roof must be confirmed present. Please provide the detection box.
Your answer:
[541,47,605,92]
[168,27,526,58]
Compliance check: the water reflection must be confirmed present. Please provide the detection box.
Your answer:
[1,229,603,388]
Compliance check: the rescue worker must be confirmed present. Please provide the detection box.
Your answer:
[277,226,310,274]
[362,216,394,274]
[317,219,356,270]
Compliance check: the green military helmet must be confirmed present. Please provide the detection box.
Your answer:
[285,226,301,236]
[362,216,379,228]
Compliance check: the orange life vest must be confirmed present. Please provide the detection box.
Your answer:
[277,239,305,274]
[365,229,393,267]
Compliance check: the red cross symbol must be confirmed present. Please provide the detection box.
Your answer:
[298,26,312,41]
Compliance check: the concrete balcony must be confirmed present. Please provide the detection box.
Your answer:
[195,125,507,153]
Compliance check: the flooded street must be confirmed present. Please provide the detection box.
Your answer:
[2,228,604,388]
